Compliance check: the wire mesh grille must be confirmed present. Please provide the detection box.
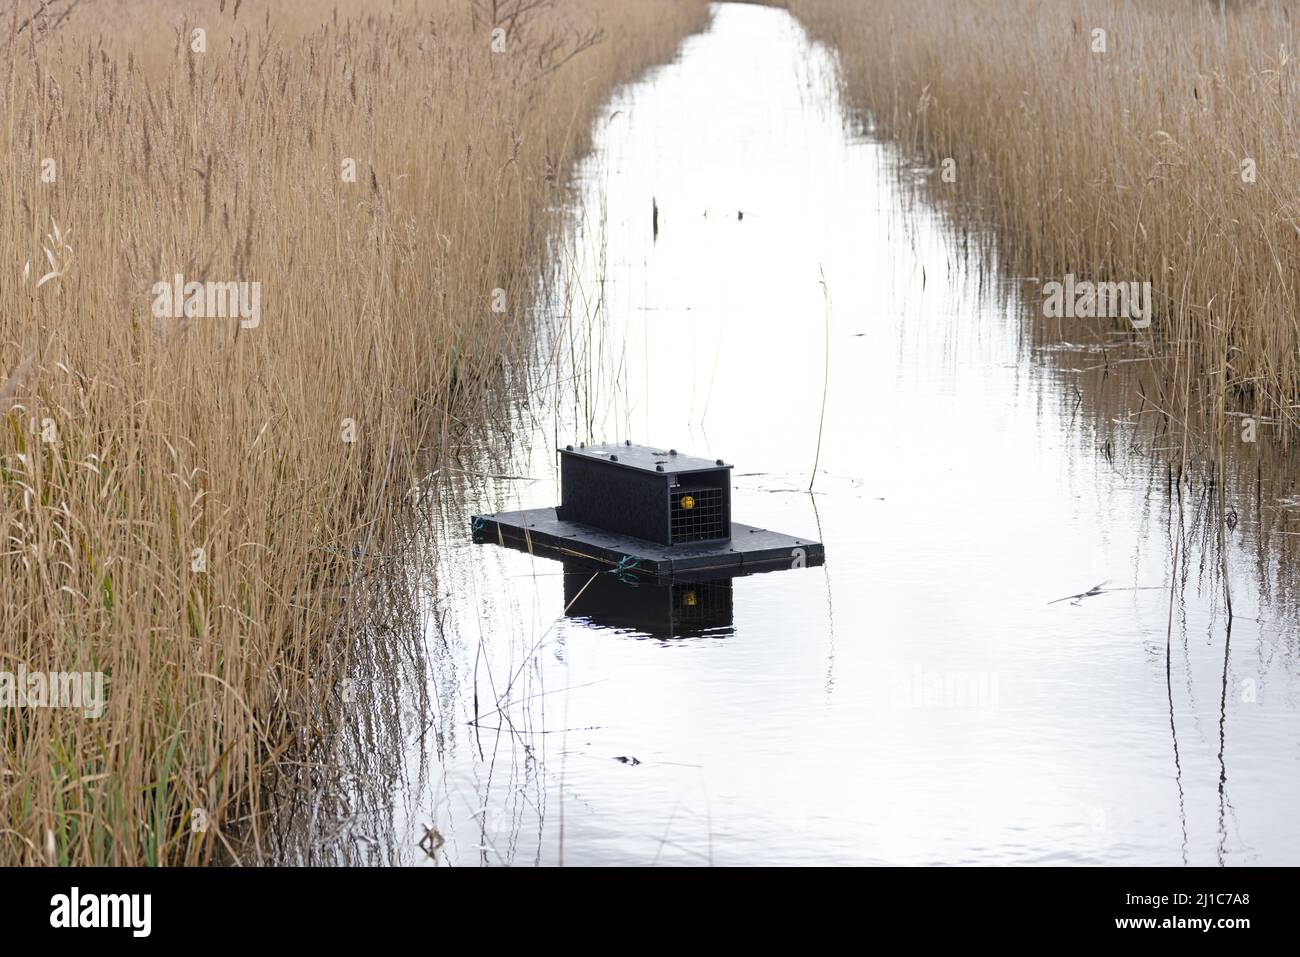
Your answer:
[670,486,726,542]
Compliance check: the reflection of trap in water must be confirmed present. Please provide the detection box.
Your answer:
[471,442,825,578]
[562,560,734,639]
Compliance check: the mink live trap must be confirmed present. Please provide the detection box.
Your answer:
[471,442,825,581]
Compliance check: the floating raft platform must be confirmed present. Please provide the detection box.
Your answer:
[471,506,824,582]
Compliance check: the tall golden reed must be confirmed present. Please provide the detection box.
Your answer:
[0,0,708,865]
[787,0,1300,440]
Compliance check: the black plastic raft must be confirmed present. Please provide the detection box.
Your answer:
[471,442,825,581]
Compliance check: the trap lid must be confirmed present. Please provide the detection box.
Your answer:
[561,442,730,475]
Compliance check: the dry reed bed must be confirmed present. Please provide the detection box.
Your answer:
[787,0,1300,442]
[0,0,708,865]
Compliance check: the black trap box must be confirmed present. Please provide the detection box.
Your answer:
[472,442,824,581]
[556,443,731,546]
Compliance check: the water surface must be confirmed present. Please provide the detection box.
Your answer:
[311,3,1300,866]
